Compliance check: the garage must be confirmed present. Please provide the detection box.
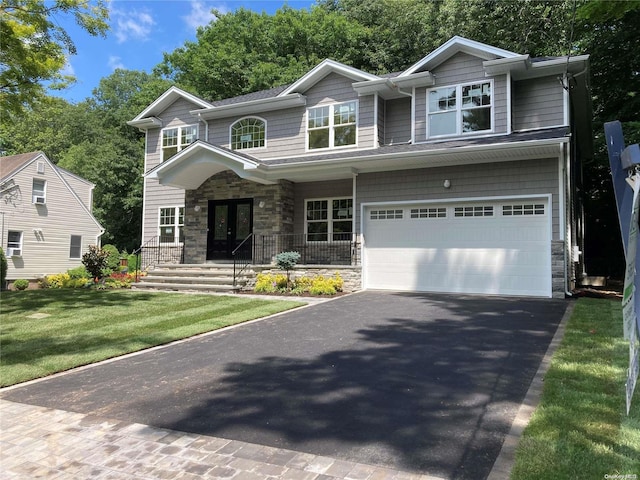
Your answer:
[362,197,552,297]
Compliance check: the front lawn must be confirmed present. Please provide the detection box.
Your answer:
[511,297,640,478]
[0,289,304,387]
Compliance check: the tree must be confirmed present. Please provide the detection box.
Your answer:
[0,0,109,116]
[156,6,371,100]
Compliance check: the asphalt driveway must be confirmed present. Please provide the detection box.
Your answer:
[0,291,567,479]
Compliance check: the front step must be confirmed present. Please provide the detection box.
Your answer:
[133,263,255,293]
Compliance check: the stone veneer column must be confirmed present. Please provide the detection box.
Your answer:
[182,171,294,264]
[551,240,566,298]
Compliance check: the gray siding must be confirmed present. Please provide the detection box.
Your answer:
[142,178,185,243]
[513,77,566,130]
[356,158,560,239]
[2,159,102,280]
[293,179,353,234]
[384,97,411,145]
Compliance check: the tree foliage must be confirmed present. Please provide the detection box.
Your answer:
[0,0,109,116]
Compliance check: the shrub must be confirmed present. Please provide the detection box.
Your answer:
[67,266,90,279]
[44,273,71,289]
[127,253,141,272]
[309,276,338,295]
[254,273,288,293]
[275,251,301,288]
[13,279,29,291]
[0,247,7,288]
[82,245,109,280]
[102,244,120,272]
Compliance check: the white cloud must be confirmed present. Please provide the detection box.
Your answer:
[183,1,226,31]
[108,55,125,70]
[111,7,155,43]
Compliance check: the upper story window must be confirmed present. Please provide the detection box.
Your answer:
[307,101,357,150]
[69,235,82,259]
[230,117,266,150]
[32,178,46,204]
[162,125,197,161]
[427,81,492,138]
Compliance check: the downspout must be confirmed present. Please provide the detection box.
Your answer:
[198,113,208,142]
[373,92,379,148]
[561,142,574,297]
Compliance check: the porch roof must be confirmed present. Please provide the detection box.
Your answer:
[145,128,570,188]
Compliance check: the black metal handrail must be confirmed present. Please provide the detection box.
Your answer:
[132,236,184,282]
[253,233,360,266]
[232,233,254,287]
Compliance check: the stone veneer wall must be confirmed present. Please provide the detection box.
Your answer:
[251,265,362,292]
[551,240,566,298]
[183,171,294,264]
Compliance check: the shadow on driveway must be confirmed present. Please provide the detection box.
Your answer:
[1,292,568,480]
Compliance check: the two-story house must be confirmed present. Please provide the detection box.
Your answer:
[129,36,591,298]
[0,151,104,287]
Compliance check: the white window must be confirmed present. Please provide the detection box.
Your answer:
[162,125,197,161]
[7,231,23,256]
[427,81,492,137]
[159,207,184,243]
[230,117,266,150]
[306,198,353,241]
[307,101,357,150]
[32,178,46,204]
[69,235,82,259]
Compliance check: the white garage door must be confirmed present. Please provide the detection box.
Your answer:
[363,199,551,297]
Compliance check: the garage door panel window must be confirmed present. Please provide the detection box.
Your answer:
[306,198,353,242]
[370,209,404,220]
[411,207,446,219]
[454,206,493,217]
[502,204,545,216]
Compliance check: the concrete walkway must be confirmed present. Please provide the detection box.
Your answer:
[0,399,443,480]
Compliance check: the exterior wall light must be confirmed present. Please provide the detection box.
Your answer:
[443,179,451,189]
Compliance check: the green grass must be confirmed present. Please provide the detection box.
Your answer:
[511,297,640,479]
[0,289,304,387]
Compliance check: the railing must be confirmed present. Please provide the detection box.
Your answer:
[132,236,184,282]
[232,233,254,287]
[253,233,360,266]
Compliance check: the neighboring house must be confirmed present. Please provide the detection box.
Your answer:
[0,151,104,285]
[128,36,592,298]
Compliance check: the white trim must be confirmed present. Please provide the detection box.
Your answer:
[305,100,359,152]
[402,36,519,77]
[411,87,416,144]
[158,205,185,244]
[280,59,379,96]
[558,148,566,242]
[130,86,213,123]
[161,123,199,162]
[426,80,494,139]
[361,194,551,208]
[229,116,267,151]
[506,71,512,134]
[373,93,379,148]
[304,196,354,242]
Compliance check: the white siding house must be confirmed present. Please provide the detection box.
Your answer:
[0,151,104,286]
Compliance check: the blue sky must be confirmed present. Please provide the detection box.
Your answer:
[52,0,316,103]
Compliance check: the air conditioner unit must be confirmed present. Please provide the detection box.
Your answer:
[7,248,21,257]
[33,195,46,204]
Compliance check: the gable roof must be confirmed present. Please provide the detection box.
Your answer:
[128,86,214,129]
[401,36,520,76]
[0,151,104,233]
[279,59,380,96]
[0,151,44,181]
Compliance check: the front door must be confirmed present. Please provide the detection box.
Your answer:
[207,199,253,260]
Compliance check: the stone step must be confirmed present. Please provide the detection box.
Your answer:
[140,275,246,286]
